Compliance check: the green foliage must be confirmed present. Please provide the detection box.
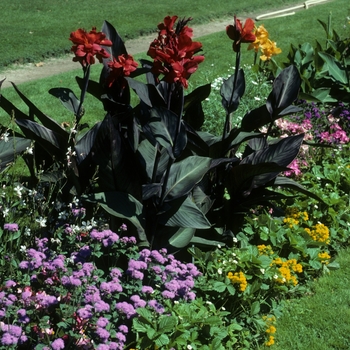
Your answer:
[280,13,350,103]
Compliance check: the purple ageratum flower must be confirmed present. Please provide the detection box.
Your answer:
[95,327,110,342]
[120,223,127,231]
[115,331,126,343]
[110,268,122,278]
[115,302,136,319]
[97,345,110,350]
[35,293,58,309]
[3,223,18,232]
[152,266,163,274]
[100,280,122,294]
[185,291,196,301]
[150,250,167,264]
[141,286,154,294]
[84,286,101,303]
[81,262,95,276]
[165,279,180,292]
[35,237,48,251]
[77,305,93,319]
[5,280,16,288]
[96,317,109,328]
[130,295,147,308]
[108,342,119,350]
[139,249,151,262]
[118,325,128,334]
[51,338,65,350]
[94,300,110,313]
[61,275,82,287]
[90,229,105,241]
[0,309,6,318]
[161,290,176,299]
[1,332,17,345]
[102,231,119,247]
[148,300,164,314]
[1,324,22,337]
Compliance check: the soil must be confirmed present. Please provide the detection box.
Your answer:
[0,1,331,88]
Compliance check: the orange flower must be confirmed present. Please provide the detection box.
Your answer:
[226,16,256,52]
[70,27,112,66]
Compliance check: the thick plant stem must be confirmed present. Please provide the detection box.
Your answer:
[222,49,241,142]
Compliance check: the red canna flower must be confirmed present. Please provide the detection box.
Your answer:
[147,16,204,88]
[69,27,112,66]
[226,16,256,52]
[107,54,138,87]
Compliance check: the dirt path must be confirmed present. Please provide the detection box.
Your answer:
[0,1,331,88]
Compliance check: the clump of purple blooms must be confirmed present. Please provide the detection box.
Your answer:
[0,223,202,349]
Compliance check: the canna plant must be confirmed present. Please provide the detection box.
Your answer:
[280,13,350,103]
[0,15,320,253]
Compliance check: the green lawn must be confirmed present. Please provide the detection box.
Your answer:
[1,0,302,67]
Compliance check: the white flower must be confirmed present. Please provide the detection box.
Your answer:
[232,260,238,264]
[254,96,261,101]
[14,184,23,198]
[2,208,9,217]
[24,227,31,236]
[36,216,47,227]
[273,274,279,279]
[58,211,68,220]
[26,146,33,155]
[260,268,265,274]
[20,245,27,253]
[217,244,221,249]
[205,301,212,305]
[187,345,193,350]
[218,268,223,275]
[1,132,9,142]
[232,237,238,243]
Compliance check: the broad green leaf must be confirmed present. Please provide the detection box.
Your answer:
[155,333,170,347]
[0,137,31,172]
[159,196,211,229]
[221,68,245,114]
[11,82,68,139]
[272,176,325,203]
[49,87,81,115]
[15,119,66,156]
[190,236,223,247]
[250,301,260,315]
[164,156,211,201]
[158,316,178,332]
[75,122,101,164]
[146,107,187,159]
[126,77,165,107]
[266,65,301,118]
[318,51,348,84]
[184,83,211,111]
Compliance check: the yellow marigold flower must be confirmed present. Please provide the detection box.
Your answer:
[283,217,299,228]
[318,251,331,264]
[227,271,248,292]
[257,244,274,255]
[305,223,330,243]
[272,258,302,286]
[260,39,282,61]
[265,335,275,346]
[266,325,276,334]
